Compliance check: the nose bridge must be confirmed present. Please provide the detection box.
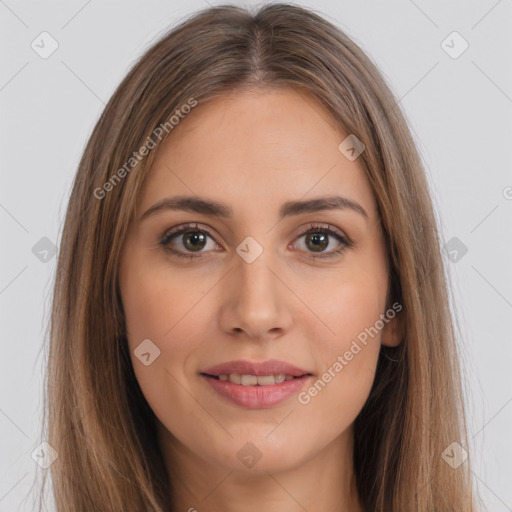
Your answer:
[219,238,291,337]
[234,242,281,307]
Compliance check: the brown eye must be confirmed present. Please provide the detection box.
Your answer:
[304,232,329,252]
[294,224,353,259]
[181,231,207,251]
[160,223,218,259]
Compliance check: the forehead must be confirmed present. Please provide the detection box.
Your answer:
[139,87,378,221]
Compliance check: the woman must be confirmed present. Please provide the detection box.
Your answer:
[40,3,480,511]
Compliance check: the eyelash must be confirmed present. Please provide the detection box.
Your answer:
[159,222,353,260]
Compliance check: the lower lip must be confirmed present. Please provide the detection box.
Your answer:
[202,374,312,408]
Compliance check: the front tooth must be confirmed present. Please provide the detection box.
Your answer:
[240,374,258,386]
[257,375,276,386]
[229,374,242,384]
[226,373,293,385]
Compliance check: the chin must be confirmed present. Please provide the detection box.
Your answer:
[205,432,312,474]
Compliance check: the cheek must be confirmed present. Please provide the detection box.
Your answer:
[295,306,381,441]
[120,253,215,399]
[323,284,386,349]
[298,265,387,416]
[120,254,206,347]
[119,257,211,430]
[312,262,388,355]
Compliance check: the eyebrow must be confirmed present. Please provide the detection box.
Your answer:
[140,195,369,222]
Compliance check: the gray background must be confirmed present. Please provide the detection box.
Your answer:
[1,0,511,510]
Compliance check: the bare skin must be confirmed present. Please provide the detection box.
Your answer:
[119,86,401,512]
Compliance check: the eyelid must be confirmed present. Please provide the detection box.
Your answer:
[293,222,350,243]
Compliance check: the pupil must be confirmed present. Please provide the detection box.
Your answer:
[184,231,206,251]
[307,233,328,252]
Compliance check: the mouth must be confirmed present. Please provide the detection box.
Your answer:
[199,359,313,408]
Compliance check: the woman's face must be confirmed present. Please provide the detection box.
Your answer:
[119,87,400,475]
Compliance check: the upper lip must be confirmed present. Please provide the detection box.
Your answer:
[201,359,312,377]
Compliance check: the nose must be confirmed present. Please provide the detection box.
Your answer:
[218,249,293,341]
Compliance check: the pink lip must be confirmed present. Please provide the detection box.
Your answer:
[201,359,311,377]
[202,375,312,408]
[200,359,313,409]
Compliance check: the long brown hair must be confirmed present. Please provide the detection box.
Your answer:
[36,3,480,511]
